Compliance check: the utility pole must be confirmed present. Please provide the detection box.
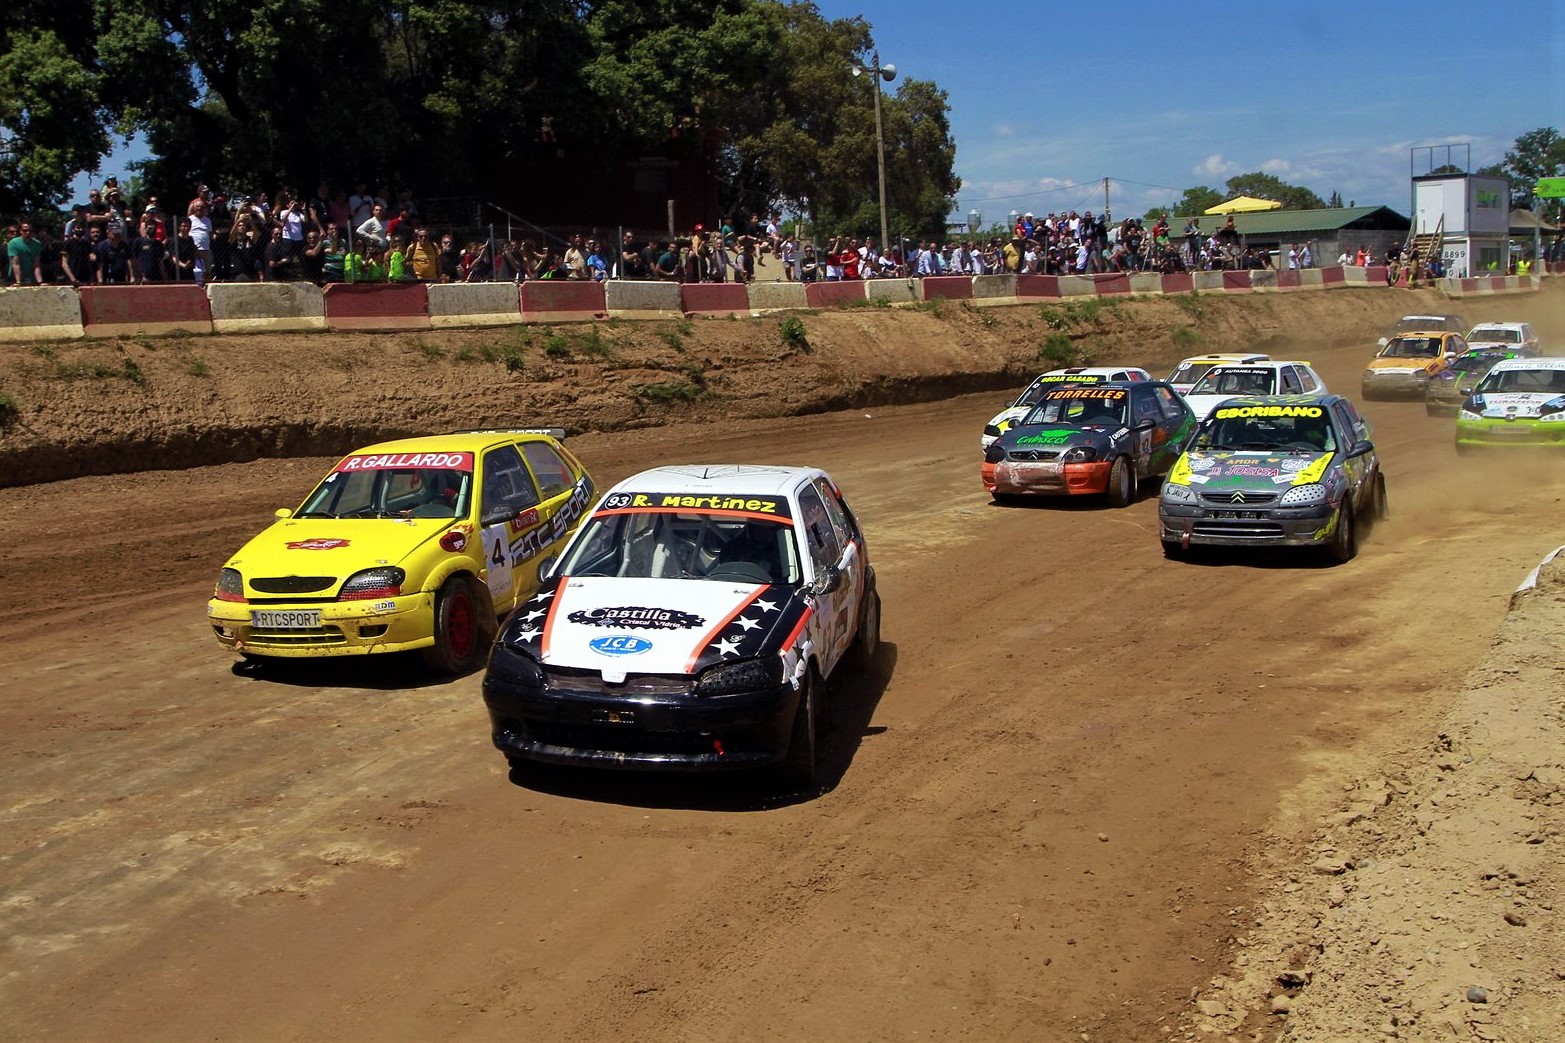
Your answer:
[1103,177,1110,222]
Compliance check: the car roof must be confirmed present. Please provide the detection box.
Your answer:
[1201,393,1342,410]
[1039,365,1152,377]
[1489,356,1565,373]
[606,464,823,499]
[1205,359,1314,370]
[1468,322,1529,332]
[1177,353,1269,364]
[345,429,566,457]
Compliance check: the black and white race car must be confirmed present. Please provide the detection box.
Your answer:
[482,464,879,791]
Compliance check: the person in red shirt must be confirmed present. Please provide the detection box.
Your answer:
[839,238,862,280]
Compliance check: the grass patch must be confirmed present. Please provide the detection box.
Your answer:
[779,316,809,351]
[186,358,211,377]
[631,380,708,403]
[542,333,571,359]
[578,326,614,359]
[910,297,945,315]
[412,338,444,360]
[1039,297,1119,330]
[1038,333,1080,367]
[1171,292,1205,320]
[1172,326,1202,348]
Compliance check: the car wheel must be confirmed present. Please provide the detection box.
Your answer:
[990,492,1022,506]
[1373,473,1389,522]
[1161,539,1186,560]
[1325,504,1357,565]
[421,575,492,675]
[848,587,881,673]
[776,669,819,793]
[1105,455,1135,508]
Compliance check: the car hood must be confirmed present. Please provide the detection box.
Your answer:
[985,406,1029,437]
[224,516,462,583]
[1465,392,1565,419]
[1167,450,1333,489]
[1365,357,1440,375]
[996,422,1123,453]
[507,576,809,677]
[1182,394,1248,422]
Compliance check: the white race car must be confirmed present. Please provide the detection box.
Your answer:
[1182,360,1329,422]
[980,366,1152,449]
[1465,322,1539,356]
[482,464,880,792]
[1165,353,1269,395]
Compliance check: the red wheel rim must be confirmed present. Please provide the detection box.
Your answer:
[446,589,476,658]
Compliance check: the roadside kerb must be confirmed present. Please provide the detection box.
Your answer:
[322,282,431,331]
[747,282,810,312]
[866,279,918,305]
[0,286,85,342]
[605,281,683,319]
[208,283,326,333]
[521,281,604,323]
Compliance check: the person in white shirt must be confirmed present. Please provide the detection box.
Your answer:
[187,198,214,285]
[356,203,388,250]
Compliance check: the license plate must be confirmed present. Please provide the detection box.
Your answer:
[1215,510,1261,519]
[251,609,322,629]
[591,708,637,725]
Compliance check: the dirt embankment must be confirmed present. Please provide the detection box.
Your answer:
[0,286,1470,487]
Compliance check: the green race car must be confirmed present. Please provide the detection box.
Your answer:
[1455,357,1565,451]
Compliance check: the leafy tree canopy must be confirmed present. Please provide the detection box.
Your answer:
[1482,127,1564,218]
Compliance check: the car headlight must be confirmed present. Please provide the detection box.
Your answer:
[1061,446,1097,463]
[984,443,1007,464]
[214,567,246,603]
[1279,483,1327,506]
[693,656,784,696]
[1161,482,1197,504]
[488,642,544,687]
[983,423,1002,438]
[1458,409,1483,421]
[1540,396,1565,418]
[338,566,406,601]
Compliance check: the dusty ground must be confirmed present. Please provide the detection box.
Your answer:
[0,282,1562,1042]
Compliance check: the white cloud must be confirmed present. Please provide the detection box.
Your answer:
[1194,154,1236,178]
[993,123,1015,139]
[1260,159,1292,175]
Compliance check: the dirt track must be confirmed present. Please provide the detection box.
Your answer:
[2,285,1563,1042]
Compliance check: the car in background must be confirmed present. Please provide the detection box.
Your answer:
[1360,330,1469,400]
[1158,395,1386,564]
[482,464,879,792]
[1165,353,1271,395]
[982,381,1195,506]
[209,430,595,674]
[1379,313,1468,344]
[1455,357,1565,451]
[1181,359,1328,421]
[981,365,1153,449]
[1464,322,1539,356]
[1424,348,1529,416]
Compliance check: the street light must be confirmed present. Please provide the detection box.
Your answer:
[851,50,897,261]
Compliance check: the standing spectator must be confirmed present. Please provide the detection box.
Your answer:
[563,235,588,279]
[404,226,440,281]
[797,244,819,282]
[187,198,214,285]
[438,233,462,282]
[585,238,610,281]
[329,187,351,230]
[84,188,112,235]
[356,203,388,251]
[7,220,45,286]
[1183,218,1201,268]
[779,236,797,281]
[97,226,134,283]
[651,240,679,280]
[263,225,297,281]
[307,182,333,234]
[348,182,375,227]
[130,216,164,283]
[60,225,94,286]
[229,215,264,281]
[1299,242,1313,268]
[1286,244,1300,269]
[300,230,328,283]
[278,197,314,259]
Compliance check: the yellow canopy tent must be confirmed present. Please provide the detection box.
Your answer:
[1205,195,1283,215]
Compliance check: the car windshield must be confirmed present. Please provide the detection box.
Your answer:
[1468,327,1521,343]
[1168,361,1221,385]
[1189,368,1275,396]
[1452,354,1505,374]
[1015,375,1100,407]
[1475,368,1565,395]
[1380,336,1442,359]
[559,511,801,586]
[1190,407,1337,453]
[1021,390,1127,427]
[297,461,473,519]
[1393,317,1457,334]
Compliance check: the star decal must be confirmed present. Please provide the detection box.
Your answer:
[733,615,760,632]
[517,626,541,640]
[714,637,742,657]
[524,608,548,622]
[754,598,778,614]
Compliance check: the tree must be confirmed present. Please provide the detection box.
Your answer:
[1327,190,1343,208]
[1172,185,1223,217]
[1485,127,1564,219]
[1223,172,1324,210]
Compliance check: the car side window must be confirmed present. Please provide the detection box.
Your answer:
[811,478,857,551]
[1281,367,1303,394]
[1296,367,1319,393]
[521,441,574,499]
[1133,388,1162,423]
[481,445,541,518]
[1154,385,1186,419]
[796,485,842,575]
[1330,402,1364,447]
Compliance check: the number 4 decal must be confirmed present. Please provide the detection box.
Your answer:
[492,540,507,567]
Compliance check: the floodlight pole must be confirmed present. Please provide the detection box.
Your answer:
[853,51,897,260]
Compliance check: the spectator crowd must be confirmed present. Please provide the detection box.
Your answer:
[9,179,1564,290]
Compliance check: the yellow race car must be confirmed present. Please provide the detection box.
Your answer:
[208,430,595,674]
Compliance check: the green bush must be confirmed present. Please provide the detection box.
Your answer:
[543,334,571,358]
[1038,333,1078,366]
[186,358,211,377]
[631,380,707,403]
[779,316,809,351]
[1172,325,1202,348]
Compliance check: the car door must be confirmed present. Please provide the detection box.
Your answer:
[477,444,542,608]
[1152,385,1193,470]
[512,439,593,595]
[797,482,854,677]
[1329,401,1374,511]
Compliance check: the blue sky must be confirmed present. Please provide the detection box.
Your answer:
[817,0,1564,222]
[79,1,1562,220]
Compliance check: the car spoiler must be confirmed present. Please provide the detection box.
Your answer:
[462,427,569,439]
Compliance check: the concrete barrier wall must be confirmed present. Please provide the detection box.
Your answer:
[605,280,683,319]
[1221,271,1252,293]
[1128,273,1162,295]
[865,279,917,304]
[971,274,1018,301]
[428,283,522,328]
[919,276,973,302]
[1092,272,1132,296]
[0,286,85,342]
[1015,275,1061,299]
[1249,270,1278,291]
[322,282,430,331]
[1057,275,1096,297]
[521,281,604,323]
[208,283,326,333]
[747,282,810,311]
[1191,271,1225,292]
[681,283,751,317]
[1273,270,1301,291]
[1440,275,1537,297]
[79,285,213,337]
[805,281,867,308]
[1160,273,1194,294]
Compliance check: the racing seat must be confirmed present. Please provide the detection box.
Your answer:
[408,469,464,517]
[707,527,781,585]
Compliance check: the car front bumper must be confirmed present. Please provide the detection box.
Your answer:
[1361,370,1432,399]
[983,459,1112,497]
[1455,418,1565,448]
[483,649,799,772]
[208,591,437,658]
[1158,501,1338,548]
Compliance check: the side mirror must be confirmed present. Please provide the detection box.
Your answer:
[1376,337,1388,347]
[1349,439,1374,458]
[1133,416,1157,431]
[275,507,293,520]
[480,504,515,527]
[537,554,559,582]
[814,565,842,595]
[1459,386,1474,396]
